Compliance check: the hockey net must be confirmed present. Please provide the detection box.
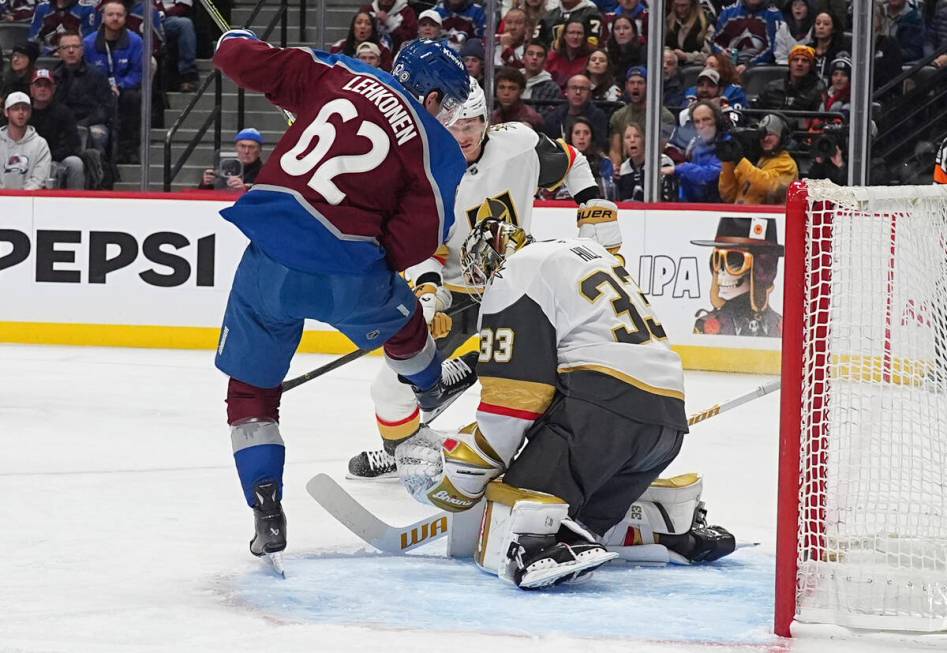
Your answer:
[776,179,947,636]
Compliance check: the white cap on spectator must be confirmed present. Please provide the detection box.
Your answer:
[697,68,721,86]
[418,9,442,25]
[4,92,30,111]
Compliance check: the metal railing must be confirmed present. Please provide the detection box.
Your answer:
[163,0,289,191]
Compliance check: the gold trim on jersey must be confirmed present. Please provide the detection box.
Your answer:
[479,376,556,414]
[465,190,520,228]
[558,363,685,401]
[484,480,566,507]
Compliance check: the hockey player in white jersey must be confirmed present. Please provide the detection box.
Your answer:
[348,79,623,479]
[396,220,735,588]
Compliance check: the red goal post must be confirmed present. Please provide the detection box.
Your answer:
[777,179,947,638]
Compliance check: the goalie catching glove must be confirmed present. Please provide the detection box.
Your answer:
[395,423,503,512]
[577,199,622,257]
[414,282,453,339]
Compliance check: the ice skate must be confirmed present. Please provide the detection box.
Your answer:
[407,351,478,413]
[346,449,399,481]
[249,481,287,577]
[509,535,618,589]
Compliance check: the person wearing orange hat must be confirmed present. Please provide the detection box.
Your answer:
[756,44,825,124]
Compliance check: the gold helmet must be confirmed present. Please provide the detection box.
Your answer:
[460,219,530,296]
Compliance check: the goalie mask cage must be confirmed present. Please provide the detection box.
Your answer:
[776,179,947,637]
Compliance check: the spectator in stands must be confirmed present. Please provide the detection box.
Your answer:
[521,40,562,121]
[127,0,164,63]
[355,41,383,67]
[363,0,417,52]
[516,0,550,40]
[27,68,84,188]
[585,48,620,101]
[416,9,443,41]
[871,1,903,96]
[567,116,614,198]
[671,67,726,153]
[811,10,848,83]
[703,52,748,110]
[0,92,51,189]
[662,99,724,203]
[200,128,265,192]
[460,37,484,87]
[807,140,846,185]
[491,66,544,130]
[817,52,850,121]
[83,0,142,164]
[1,0,36,21]
[615,122,678,201]
[775,0,815,64]
[605,14,642,81]
[664,48,686,109]
[608,0,648,43]
[29,0,99,53]
[159,0,199,91]
[1,41,38,100]
[666,0,714,66]
[52,30,111,154]
[546,19,592,89]
[931,0,947,70]
[712,0,782,72]
[544,73,607,149]
[884,0,927,62]
[717,113,799,204]
[756,44,825,122]
[331,10,393,70]
[495,7,529,68]
[535,0,603,51]
[435,0,486,49]
[608,65,675,168]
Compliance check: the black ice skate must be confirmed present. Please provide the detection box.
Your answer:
[509,535,618,590]
[249,481,287,577]
[346,449,398,481]
[406,351,479,413]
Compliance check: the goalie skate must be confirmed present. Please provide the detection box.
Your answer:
[510,536,618,589]
[346,449,399,481]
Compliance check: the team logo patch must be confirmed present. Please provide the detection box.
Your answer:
[366,329,381,340]
[4,154,29,175]
[466,191,518,228]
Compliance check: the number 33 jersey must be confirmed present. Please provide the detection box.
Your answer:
[475,238,687,465]
[213,33,466,276]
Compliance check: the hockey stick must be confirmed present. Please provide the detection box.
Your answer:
[194,0,296,124]
[308,380,782,553]
[282,301,476,393]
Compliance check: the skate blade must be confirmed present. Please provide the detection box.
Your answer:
[266,552,286,578]
[519,551,619,589]
[344,472,400,482]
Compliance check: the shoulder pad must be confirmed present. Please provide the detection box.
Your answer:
[535,134,571,189]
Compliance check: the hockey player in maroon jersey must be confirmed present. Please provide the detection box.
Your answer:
[210,31,470,568]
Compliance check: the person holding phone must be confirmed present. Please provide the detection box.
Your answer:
[199,128,265,191]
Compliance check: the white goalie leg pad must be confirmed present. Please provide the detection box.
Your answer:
[598,473,703,566]
[475,481,568,584]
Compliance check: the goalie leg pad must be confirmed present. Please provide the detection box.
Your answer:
[476,482,618,588]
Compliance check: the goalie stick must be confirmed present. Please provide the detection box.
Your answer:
[308,380,782,553]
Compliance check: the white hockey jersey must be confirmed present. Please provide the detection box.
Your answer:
[474,238,688,467]
[407,121,597,292]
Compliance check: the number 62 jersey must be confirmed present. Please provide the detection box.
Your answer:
[475,238,688,467]
[213,33,466,276]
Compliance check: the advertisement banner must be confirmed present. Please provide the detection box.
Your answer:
[0,193,784,371]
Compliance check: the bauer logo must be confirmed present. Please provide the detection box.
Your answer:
[0,229,216,287]
[400,515,448,549]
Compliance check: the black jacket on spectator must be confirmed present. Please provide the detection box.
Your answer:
[0,69,31,99]
[30,102,82,162]
[53,60,114,127]
[198,157,264,190]
[757,72,825,113]
[543,102,609,151]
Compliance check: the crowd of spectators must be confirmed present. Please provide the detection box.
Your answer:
[1,0,945,194]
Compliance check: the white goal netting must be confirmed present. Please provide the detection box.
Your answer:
[794,180,947,632]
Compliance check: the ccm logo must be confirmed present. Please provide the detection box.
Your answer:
[400,515,448,550]
[0,229,215,287]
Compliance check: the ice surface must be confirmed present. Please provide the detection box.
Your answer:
[0,345,930,652]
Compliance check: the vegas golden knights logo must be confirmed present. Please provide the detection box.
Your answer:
[466,190,519,228]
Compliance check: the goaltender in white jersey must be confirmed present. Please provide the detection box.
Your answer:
[395,221,736,588]
[346,79,623,478]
